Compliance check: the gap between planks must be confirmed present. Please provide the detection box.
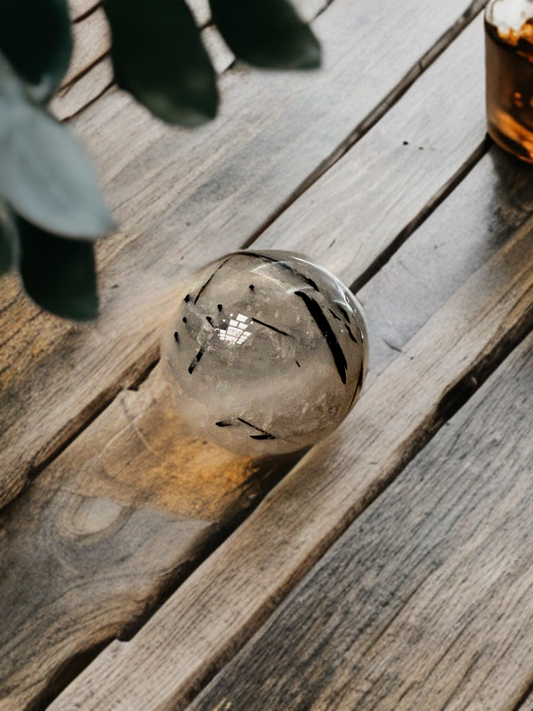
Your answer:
[69,0,100,22]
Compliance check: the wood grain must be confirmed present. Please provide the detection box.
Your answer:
[186,329,533,711]
[0,0,484,510]
[46,155,533,711]
[0,501,211,711]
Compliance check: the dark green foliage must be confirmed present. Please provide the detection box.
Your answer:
[18,218,99,320]
[105,0,218,127]
[0,232,11,275]
[0,0,72,100]
[0,53,111,319]
[0,205,17,275]
[0,0,321,320]
[209,0,321,69]
[0,59,115,238]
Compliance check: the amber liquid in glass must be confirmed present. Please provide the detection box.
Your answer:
[485,15,533,162]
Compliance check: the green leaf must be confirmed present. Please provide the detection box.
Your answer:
[18,217,99,320]
[0,202,18,275]
[209,0,321,70]
[0,55,115,239]
[0,0,72,101]
[104,0,218,127]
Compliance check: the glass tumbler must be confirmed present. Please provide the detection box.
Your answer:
[485,0,533,162]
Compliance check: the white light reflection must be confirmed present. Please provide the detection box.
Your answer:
[217,313,252,345]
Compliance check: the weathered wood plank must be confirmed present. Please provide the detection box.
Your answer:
[188,0,211,27]
[252,14,490,357]
[46,157,533,711]
[0,501,211,711]
[253,15,488,284]
[185,328,533,711]
[0,0,483,509]
[0,366,305,711]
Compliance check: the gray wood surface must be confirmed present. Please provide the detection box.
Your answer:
[0,15,498,709]
[0,0,483,510]
[47,156,533,711]
[5,3,533,711]
[6,9,533,703]
[186,331,533,711]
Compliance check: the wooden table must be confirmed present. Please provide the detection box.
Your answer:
[2,0,533,709]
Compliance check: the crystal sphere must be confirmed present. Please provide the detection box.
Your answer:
[161,250,368,456]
